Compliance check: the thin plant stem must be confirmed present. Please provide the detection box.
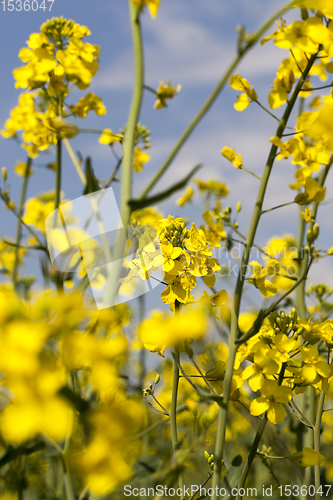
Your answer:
[138,0,298,200]
[103,157,122,188]
[299,83,333,92]
[236,362,287,500]
[236,255,312,346]
[235,415,268,500]
[254,99,281,122]
[55,139,62,212]
[13,158,32,290]
[150,394,170,416]
[3,239,46,252]
[62,138,112,265]
[211,51,319,500]
[239,166,261,180]
[63,138,86,186]
[189,472,213,500]
[190,358,218,395]
[297,155,333,320]
[314,350,333,500]
[301,387,316,494]
[103,0,144,307]
[3,204,45,248]
[171,348,185,499]
[121,1,144,226]
[261,200,296,214]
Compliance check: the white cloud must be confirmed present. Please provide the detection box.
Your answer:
[94,0,290,93]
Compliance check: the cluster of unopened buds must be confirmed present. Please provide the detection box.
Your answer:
[204,451,215,470]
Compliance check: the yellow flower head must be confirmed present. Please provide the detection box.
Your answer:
[13,160,33,177]
[229,74,257,111]
[99,129,123,145]
[177,187,194,206]
[289,447,325,467]
[154,80,181,109]
[300,207,314,223]
[221,146,243,169]
[194,179,229,198]
[250,379,293,424]
[138,308,207,355]
[131,0,160,18]
[132,147,150,172]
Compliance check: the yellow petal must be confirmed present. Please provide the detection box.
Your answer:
[250,397,270,416]
[267,402,286,424]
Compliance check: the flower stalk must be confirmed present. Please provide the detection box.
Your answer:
[211,51,319,500]
[13,157,32,291]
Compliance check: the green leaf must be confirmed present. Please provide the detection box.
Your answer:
[236,308,264,345]
[0,442,45,467]
[195,386,226,408]
[83,156,100,195]
[128,163,202,211]
[221,454,243,497]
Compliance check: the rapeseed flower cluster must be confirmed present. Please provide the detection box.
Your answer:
[240,309,333,424]
[2,18,105,157]
[0,287,144,494]
[2,5,333,499]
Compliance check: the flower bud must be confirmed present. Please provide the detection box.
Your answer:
[313,224,319,239]
[204,451,210,460]
[236,201,241,212]
[154,374,160,385]
[2,167,7,181]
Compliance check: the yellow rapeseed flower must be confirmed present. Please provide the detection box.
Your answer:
[132,147,150,172]
[250,379,293,424]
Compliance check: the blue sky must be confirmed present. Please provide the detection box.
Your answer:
[0,0,332,303]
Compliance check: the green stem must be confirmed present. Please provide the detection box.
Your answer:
[13,158,32,290]
[171,348,185,499]
[240,166,262,180]
[235,415,268,500]
[299,83,333,92]
[63,138,86,186]
[211,51,318,500]
[5,204,45,248]
[254,99,281,122]
[138,0,298,200]
[103,0,144,308]
[63,460,75,500]
[314,390,324,500]
[314,351,333,500]
[53,138,63,292]
[297,155,333,320]
[55,139,62,212]
[261,200,296,214]
[304,387,316,458]
[121,0,144,226]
